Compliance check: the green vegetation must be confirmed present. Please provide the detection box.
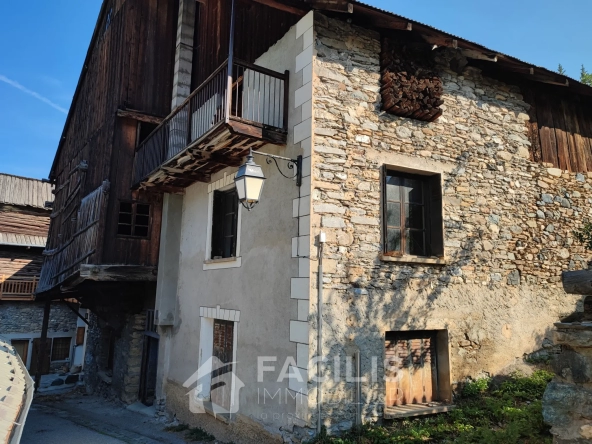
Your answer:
[575,221,592,250]
[164,423,216,442]
[310,370,554,444]
[557,64,566,75]
[581,65,592,86]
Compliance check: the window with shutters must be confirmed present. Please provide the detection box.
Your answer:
[211,189,239,260]
[117,201,151,238]
[383,168,443,258]
[385,330,452,416]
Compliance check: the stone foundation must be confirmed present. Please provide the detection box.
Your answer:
[544,323,592,443]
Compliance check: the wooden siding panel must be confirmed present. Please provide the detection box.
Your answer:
[47,0,176,269]
[535,96,559,168]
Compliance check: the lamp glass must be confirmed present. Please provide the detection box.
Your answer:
[244,176,265,203]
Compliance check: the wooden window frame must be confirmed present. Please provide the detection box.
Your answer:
[117,200,152,239]
[210,189,239,260]
[382,167,443,258]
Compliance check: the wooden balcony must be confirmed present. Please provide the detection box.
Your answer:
[0,276,38,301]
[37,181,109,294]
[133,59,289,191]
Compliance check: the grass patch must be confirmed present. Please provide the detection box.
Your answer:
[164,423,189,432]
[310,370,554,444]
[184,426,216,442]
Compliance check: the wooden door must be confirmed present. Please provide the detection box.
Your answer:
[11,340,29,367]
[385,332,437,406]
[30,338,51,375]
[139,336,159,406]
[211,319,234,411]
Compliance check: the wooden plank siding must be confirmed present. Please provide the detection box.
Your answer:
[191,0,300,87]
[46,0,178,271]
[523,86,592,173]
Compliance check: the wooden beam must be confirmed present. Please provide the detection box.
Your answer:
[116,109,163,125]
[249,0,308,16]
[305,0,353,13]
[563,270,592,295]
[79,265,158,282]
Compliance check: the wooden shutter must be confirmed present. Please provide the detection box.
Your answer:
[211,191,224,259]
[385,332,438,407]
[428,174,443,257]
[76,327,86,346]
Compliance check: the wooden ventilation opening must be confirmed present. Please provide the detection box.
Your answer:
[385,331,438,407]
[380,37,443,122]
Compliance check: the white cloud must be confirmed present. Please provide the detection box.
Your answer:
[0,74,68,114]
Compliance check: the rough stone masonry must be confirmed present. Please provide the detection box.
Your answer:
[304,13,590,428]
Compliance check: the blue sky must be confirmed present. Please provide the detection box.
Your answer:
[0,0,590,179]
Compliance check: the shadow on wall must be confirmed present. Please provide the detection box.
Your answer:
[308,23,580,425]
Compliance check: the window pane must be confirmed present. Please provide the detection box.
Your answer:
[386,228,401,252]
[403,178,423,204]
[118,224,132,236]
[387,203,401,227]
[134,226,149,237]
[405,204,424,229]
[386,175,401,202]
[406,230,425,256]
[118,213,132,224]
[119,202,132,213]
[136,204,150,215]
[135,215,149,226]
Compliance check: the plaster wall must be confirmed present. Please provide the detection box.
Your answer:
[306,13,589,429]
[159,13,315,438]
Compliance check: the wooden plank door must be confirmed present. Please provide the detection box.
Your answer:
[211,319,234,411]
[30,338,51,375]
[385,332,437,407]
[11,340,29,367]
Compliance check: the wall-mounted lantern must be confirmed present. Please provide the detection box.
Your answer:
[234,149,302,211]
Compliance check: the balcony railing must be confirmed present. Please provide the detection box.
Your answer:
[37,181,109,294]
[133,58,288,187]
[0,276,38,301]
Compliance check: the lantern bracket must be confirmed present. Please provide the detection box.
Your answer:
[252,151,303,187]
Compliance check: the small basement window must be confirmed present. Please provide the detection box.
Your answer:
[384,330,452,419]
[117,201,151,238]
[383,167,443,258]
[211,189,238,259]
[51,337,72,361]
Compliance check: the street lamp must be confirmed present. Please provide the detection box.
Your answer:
[234,150,266,211]
[234,149,302,211]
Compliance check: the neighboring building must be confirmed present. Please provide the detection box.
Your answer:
[36,0,177,403]
[47,0,592,440]
[133,0,592,441]
[0,173,81,375]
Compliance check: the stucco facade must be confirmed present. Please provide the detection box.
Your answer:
[155,9,591,442]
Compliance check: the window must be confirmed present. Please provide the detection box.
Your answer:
[137,122,159,147]
[117,201,151,238]
[383,168,443,257]
[211,189,239,259]
[384,330,452,417]
[51,337,71,361]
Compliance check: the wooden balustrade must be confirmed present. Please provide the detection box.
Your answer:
[0,276,38,301]
[37,181,109,294]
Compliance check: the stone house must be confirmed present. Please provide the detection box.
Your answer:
[0,173,82,376]
[63,0,592,441]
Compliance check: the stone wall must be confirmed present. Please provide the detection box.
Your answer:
[84,311,146,403]
[307,13,590,427]
[0,301,77,335]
